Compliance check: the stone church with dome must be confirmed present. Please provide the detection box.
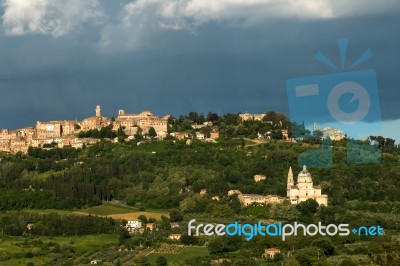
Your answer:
[287,165,328,206]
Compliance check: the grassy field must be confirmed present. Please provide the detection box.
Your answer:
[136,140,169,152]
[22,209,79,215]
[76,204,169,220]
[78,204,137,215]
[244,138,266,146]
[20,203,169,219]
[106,211,166,220]
[147,246,209,265]
[0,234,117,266]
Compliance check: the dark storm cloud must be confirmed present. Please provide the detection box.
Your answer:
[0,1,399,130]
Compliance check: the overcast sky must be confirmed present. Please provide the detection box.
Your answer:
[0,0,399,140]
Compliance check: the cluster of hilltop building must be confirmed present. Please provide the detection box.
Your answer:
[312,122,345,141]
[1,107,287,155]
[0,106,170,154]
[227,166,328,207]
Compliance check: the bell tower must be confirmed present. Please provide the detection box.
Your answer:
[95,105,101,117]
[287,166,294,197]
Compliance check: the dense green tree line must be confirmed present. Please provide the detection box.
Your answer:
[77,124,127,141]
[28,146,79,160]
[1,136,400,211]
[0,211,115,236]
[0,190,80,211]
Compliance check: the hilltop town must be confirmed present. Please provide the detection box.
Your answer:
[0,106,172,154]
[0,106,294,154]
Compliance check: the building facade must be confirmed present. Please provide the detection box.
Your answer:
[80,105,110,131]
[313,123,345,141]
[113,109,168,136]
[232,190,285,207]
[254,175,267,182]
[36,120,77,139]
[239,112,266,121]
[287,166,328,206]
[125,220,142,233]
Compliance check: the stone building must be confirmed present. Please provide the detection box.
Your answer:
[262,248,281,259]
[125,220,142,233]
[254,174,267,182]
[168,234,182,240]
[210,130,220,140]
[0,128,37,153]
[36,121,77,139]
[239,112,266,121]
[227,190,242,197]
[287,166,328,206]
[17,127,36,141]
[80,105,110,131]
[313,123,345,141]
[36,121,62,138]
[113,109,168,136]
[237,193,285,207]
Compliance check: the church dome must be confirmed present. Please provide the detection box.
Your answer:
[297,165,312,183]
[298,165,311,177]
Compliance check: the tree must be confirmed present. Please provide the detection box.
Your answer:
[169,209,183,222]
[339,259,356,266]
[211,204,234,218]
[137,215,148,224]
[135,127,143,140]
[208,237,227,254]
[188,112,199,123]
[232,258,257,266]
[118,227,130,243]
[158,215,170,231]
[198,113,206,124]
[156,256,168,266]
[184,256,211,266]
[179,195,208,213]
[208,236,242,254]
[264,111,278,124]
[148,127,157,138]
[295,247,322,266]
[90,195,102,206]
[241,203,269,218]
[270,201,300,221]
[136,256,150,266]
[167,116,176,124]
[179,119,193,131]
[209,175,229,194]
[223,113,240,126]
[117,126,127,142]
[313,130,323,139]
[284,258,301,266]
[124,195,135,206]
[312,238,335,256]
[296,199,319,216]
[200,126,212,138]
[206,112,219,122]
[180,234,199,245]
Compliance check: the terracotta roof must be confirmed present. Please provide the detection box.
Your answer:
[83,116,108,121]
[266,248,281,252]
[241,194,264,198]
